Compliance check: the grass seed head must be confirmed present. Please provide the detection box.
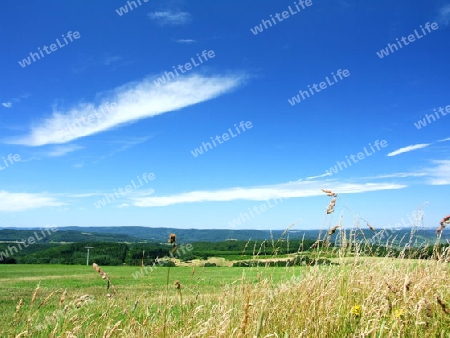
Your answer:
[328,225,340,235]
[31,283,40,304]
[169,233,176,244]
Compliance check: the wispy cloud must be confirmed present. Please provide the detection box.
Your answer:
[148,11,191,25]
[438,137,450,142]
[44,144,83,157]
[306,173,332,180]
[103,55,122,66]
[130,180,406,207]
[387,143,431,157]
[2,94,30,108]
[174,39,197,44]
[96,136,152,161]
[0,191,65,212]
[437,4,450,26]
[369,172,427,179]
[427,160,450,185]
[6,74,243,146]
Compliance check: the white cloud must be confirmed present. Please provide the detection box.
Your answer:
[369,172,427,179]
[45,144,83,157]
[387,143,431,157]
[6,75,243,146]
[148,11,191,25]
[2,102,12,108]
[175,39,197,44]
[438,137,450,142]
[0,191,65,211]
[437,4,450,26]
[427,160,450,185]
[306,173,332,180]
[131,180,406,207]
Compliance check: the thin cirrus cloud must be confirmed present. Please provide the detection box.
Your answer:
[148,11,191,25]
[369,172,427,179]
[0,191,65,212]
[130,180,407,207]
[387,143,431,157]
[427,160,450,185]
[175,39,197,44]
[306,173,332,180]
[44,144,84,157]
[2,102,12,108]
[6,75,243,147]
[437,4,450,26]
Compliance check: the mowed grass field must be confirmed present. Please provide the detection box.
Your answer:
[1,256,450,337]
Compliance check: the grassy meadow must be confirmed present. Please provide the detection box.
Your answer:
[1,248,450,337]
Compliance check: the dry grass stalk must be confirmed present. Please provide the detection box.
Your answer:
[103,320,122,338]
[14,299,23,317]
[59,289,67,309]
[238,295,251,337]
[37,289,62,310]
[92,263,120,297]
[31,283,40,304]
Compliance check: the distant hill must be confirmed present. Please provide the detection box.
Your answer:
[1,226,446,244]
[0,229,140,243]
[62,226,320,242]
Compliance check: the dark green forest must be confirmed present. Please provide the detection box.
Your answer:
[0,239,318,265]
[1,237,447,266]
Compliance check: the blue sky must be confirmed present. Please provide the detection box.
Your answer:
[1,0,449,231]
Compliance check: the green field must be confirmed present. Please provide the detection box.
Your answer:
[0,264,300,303]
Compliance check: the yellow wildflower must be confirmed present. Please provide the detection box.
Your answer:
[350,305,361,317]
[394,308,405,318]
